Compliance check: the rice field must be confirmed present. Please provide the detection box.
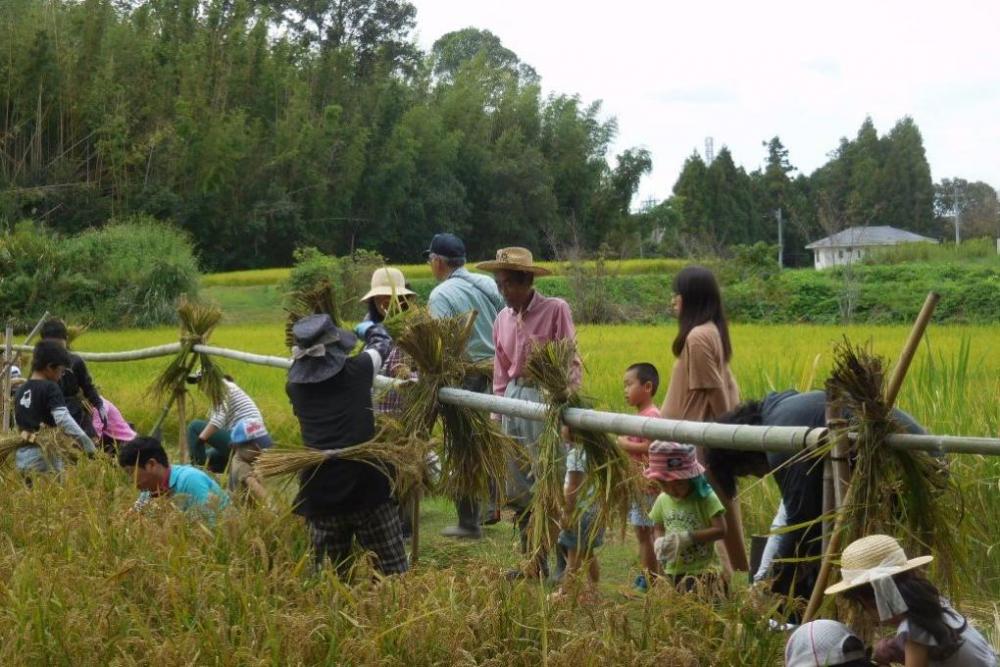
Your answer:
[2,321,998,664]
[199,258,688,288]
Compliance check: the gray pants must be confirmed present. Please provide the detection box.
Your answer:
[454,374,497,530]
[502,381,546,512]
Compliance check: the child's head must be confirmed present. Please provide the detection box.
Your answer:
[30,340,72,382]
[784,620,870,667]
[644,442,707,499]
[623,362,658,407]
[40,319,69,347]
[118,437,170,492]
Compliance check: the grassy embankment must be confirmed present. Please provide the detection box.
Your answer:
[1,314,995,664]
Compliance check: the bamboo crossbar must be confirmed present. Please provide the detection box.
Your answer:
[12,342,1000,456]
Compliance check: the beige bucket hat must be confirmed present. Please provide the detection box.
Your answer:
[475,247,551,276]
[824,534,934,595]
[360,267,416,302]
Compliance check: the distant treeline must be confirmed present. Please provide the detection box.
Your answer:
[2,2,997,271]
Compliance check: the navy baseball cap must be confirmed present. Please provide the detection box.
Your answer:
[424,233,466,259]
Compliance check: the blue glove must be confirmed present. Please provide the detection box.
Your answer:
[354,321,375,338]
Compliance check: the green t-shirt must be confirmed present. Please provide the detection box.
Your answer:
[648,489,725,575]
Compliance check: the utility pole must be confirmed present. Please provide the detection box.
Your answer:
[776,207,784,268]
[953,181,961,245]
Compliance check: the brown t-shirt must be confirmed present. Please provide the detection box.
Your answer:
[661,322,740,422]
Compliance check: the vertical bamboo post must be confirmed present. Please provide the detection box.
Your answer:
[803,291,941,622]
[410,490,421,566]
[1,324,12,433]
[176,387,188,463]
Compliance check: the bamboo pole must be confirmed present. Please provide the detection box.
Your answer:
[176,387,188,464]
[803,292,940,622]
[12,335,1000,456]
[2,324,12,433]
[1,310,50,378]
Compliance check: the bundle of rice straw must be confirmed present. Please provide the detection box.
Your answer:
[0,427,80,466]
[522,339,639,556]
[394,310,523,504]
[284,280,340,349]
[825,338,962,589]
[254,421,435,501]
[150,297,227,408]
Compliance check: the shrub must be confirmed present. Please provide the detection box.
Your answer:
[0,217,199,330]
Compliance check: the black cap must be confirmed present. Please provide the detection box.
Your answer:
[423,233,466,260]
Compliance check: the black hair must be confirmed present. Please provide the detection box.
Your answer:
[626,362,660,395]
[365,283,414,324]
[223,374,234,382]
[117,437,169,468]
[840,570,965,661]
[839,636,874,667]
[717,400,764,425]
[31,340,72,372]
[40,319,69,341]
[672,266,732,361]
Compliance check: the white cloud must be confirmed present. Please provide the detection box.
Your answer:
[410,0,1000,203]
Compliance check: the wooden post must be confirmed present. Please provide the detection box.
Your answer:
[1,324,12,433]
[804,291,941,622]
[410,490,421,566]
[176,387,188,463]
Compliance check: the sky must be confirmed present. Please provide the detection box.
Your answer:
[409,0,1000,206]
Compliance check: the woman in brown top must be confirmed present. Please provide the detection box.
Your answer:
[660,266,748,572]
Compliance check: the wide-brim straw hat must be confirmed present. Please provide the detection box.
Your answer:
[824,534,934,595]
[475,247,551,276]
[360,267,416,302]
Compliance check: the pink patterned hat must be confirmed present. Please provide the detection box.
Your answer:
[644,441,705,483]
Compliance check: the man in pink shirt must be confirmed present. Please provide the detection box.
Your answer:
[477,246,579,580]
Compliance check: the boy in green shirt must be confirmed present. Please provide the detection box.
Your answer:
[646,441,726,593]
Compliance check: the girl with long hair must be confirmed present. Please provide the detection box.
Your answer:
[659,265,747,571]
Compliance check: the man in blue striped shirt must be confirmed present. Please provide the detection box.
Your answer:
[426,233,505,538]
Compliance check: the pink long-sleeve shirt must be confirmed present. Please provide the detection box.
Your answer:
[492,290,580,397]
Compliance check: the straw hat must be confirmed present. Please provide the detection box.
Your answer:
[360,267,416,302]
[475,247,551,276]
[824,534,934,595]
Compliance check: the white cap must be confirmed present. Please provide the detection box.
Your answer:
[785,620,867,667]
[9,365,20,379]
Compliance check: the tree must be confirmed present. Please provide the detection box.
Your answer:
[935,178,1000,240]
[430,28,537,84]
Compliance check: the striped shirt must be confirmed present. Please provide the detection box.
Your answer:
[208,381,265,431]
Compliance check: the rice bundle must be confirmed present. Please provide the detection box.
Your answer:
[284,280,340,349]
[0,427,80,466]
[254,448,331,479]
[394,310,523,504]
[150,297,227,409]
[825,338,962,587]
[522,339,639,556]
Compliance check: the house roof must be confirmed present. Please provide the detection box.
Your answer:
[805,226,938,250]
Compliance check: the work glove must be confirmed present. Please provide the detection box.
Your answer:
[354,320,375,338]
[654,531,694,563]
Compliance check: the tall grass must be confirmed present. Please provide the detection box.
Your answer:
[2,323,996,662]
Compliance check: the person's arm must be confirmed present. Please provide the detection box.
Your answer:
[616,435,650,457]
[902,640,929,667]
[52,406,97,454]
[75,358,103,410]
[492,321,510,398]
[690,512,726,545]
[562,469,584,527]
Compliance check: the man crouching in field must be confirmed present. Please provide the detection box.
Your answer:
[285,314,408,579]
[118,437,229,521]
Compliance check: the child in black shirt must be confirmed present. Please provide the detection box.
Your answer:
[14,340,97,473]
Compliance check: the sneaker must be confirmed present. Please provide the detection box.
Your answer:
[440,525,482,539]
[633,574,649,593]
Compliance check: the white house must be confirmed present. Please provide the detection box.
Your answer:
[805,226,938,270]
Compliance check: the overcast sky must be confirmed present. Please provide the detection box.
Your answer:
[409,0,1000,206]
